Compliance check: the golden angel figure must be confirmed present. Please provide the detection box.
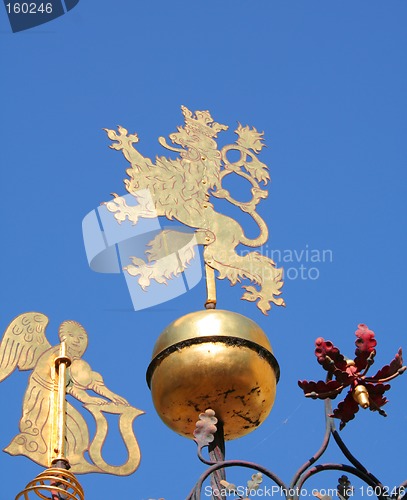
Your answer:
[0,313,143,475]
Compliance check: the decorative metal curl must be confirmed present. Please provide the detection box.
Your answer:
[15,467,84,500]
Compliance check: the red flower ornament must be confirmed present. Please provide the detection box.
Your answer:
[298,324,406,430]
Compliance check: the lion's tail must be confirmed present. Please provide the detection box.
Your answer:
[240,211,269,248]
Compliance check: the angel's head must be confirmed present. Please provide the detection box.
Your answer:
[58,320,88,359]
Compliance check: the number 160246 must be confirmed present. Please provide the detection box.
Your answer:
[6,3,53,14]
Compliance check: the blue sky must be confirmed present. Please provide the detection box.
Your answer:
[0,1,406,499]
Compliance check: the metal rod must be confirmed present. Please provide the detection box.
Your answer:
[53,342,71,464]
[208,421,225,499]
[204,264,217,309]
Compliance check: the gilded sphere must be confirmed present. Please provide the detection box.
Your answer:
[147,309,279,440]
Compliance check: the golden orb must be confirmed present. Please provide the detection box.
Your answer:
[146,309,279,440]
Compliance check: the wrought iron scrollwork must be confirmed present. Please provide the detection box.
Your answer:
[188,400,406,500]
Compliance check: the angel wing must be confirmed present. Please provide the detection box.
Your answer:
[0,312,51,382]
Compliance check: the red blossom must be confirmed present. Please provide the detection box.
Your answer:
[299,325,405,429]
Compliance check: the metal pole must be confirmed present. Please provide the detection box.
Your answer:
[208,421,225,500]
[205,264,217,309]
[52,341,71,467]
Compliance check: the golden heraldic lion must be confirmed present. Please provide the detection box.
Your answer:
[105,106,284,314]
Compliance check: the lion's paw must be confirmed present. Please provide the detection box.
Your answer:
[105,196,139,225]
[242,285,261,302]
